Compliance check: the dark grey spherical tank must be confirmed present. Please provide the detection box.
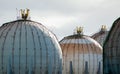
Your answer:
[0,19,62,74]
[103,17,120,74]
[91,25,108,46]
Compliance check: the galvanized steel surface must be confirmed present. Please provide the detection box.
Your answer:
[60,34,103,74]
[0,20,62,74]
[103,17,120,74]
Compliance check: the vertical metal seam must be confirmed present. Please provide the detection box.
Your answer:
[77,38,80,74]
[65,39,72,74]
[14,21,20,74]
[60,38,69,73]
[106,22,118,69]
[81,38,84,74]
[108,21,120,73]
[0,24,10,38]
[1,22,14,74]
[42,27,49,74]
[116,24,120,73]
[35,23,47,73]
[94,43,99,74]
[24,21,28,73]
[19,21,22,74]
[0,25,7,32]
[92,44,98,73]
[103,18,120,74]
[60,38,70,74]
[113,20,120,73]
[73,37,76,74]
[60,38,69,69]
[47,32,56,73]
[29,22,36,74]
[33,23,43,73]
[89,42,95,74]
[108,21,119,70]
[84,39,90,73]
[0,23,10,73]
[12,21,19,73]
[53,36,56,74]
[112,22,120,60]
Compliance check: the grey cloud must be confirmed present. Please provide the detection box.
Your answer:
[0,0,120,40]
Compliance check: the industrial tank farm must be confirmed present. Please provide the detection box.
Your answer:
[1,8,120,74]
[0,9,62,74]
[91,25,108,46]
[60,27,103,74]
[103,17,120,74]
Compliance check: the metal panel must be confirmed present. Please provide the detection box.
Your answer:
[91,29,108,46]
[60,34,102,74]
[103,17,120,74]
[0,20,62,74]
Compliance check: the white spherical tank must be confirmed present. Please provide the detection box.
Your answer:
[0,20,62,74]
[60,27,102,74]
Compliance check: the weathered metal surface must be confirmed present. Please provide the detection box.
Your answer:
[103,17,120,74]
[91,26,108,46]
[60,34,102,74]
[0,20,62,74]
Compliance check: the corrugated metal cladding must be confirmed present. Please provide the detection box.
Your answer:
[91,30,108,46]
[60,34,103,74]
[0,20,62,74]
[103,17,120,74]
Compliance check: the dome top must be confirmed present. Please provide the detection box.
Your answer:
[0,18,62,74]
[92,25,108,39]
[60,27,102,74]
[61,34,102,45]
[60,27,102,48]
[60,29,102,54]
[91,25,109,46]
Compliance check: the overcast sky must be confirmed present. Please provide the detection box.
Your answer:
[0,0,120,40]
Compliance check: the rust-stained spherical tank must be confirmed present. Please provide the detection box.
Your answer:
[91,25,108,46]
[103,17,120,74]
[60,27,103,74]
[0,10,62,74]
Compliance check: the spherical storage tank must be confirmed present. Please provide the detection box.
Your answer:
[103,17,120,74]
[60,27,103,74]
[0,9,62,74]
[91,25,108,46]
